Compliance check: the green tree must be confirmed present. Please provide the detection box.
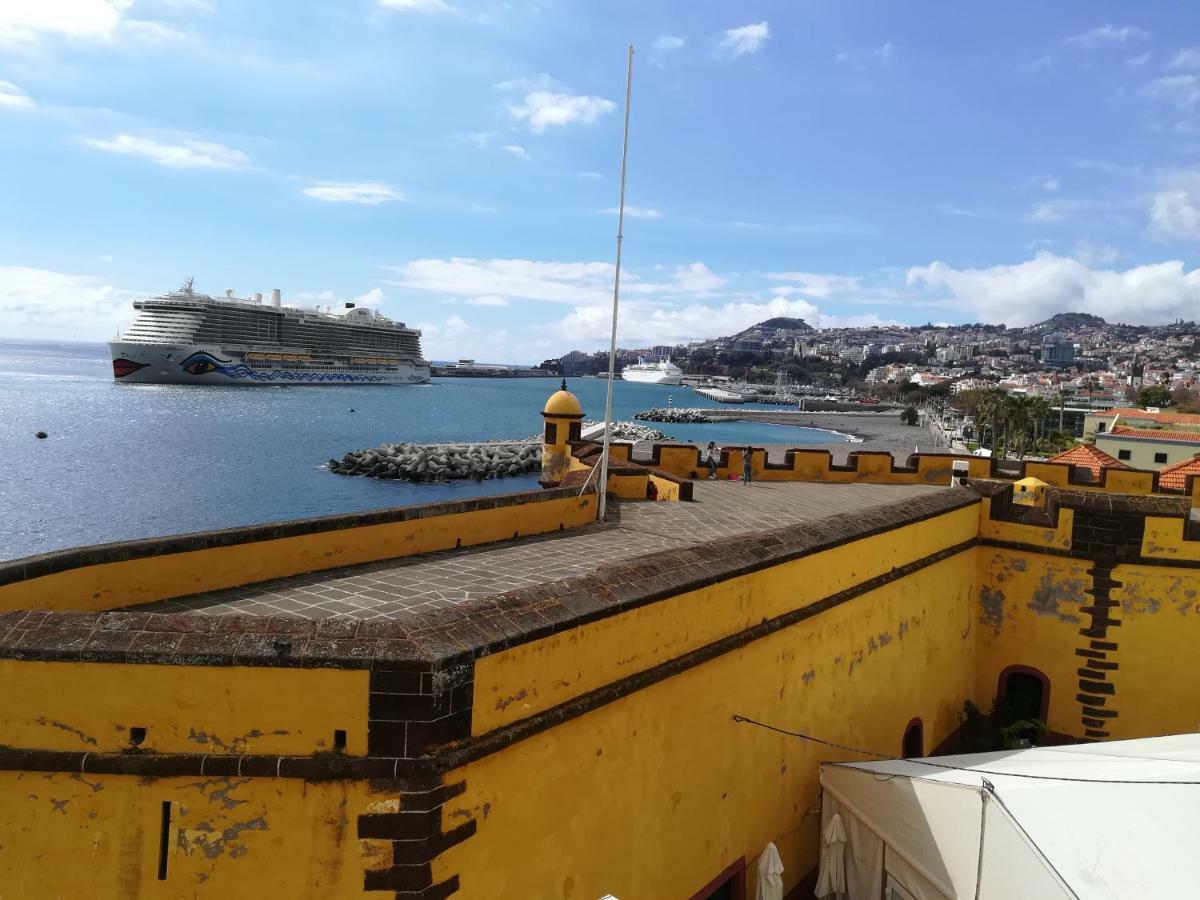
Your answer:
[900,406,920,426]
[1138,384,1173,408]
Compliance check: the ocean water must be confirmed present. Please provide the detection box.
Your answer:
[0,341,846,560]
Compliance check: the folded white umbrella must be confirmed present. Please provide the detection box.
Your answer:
[815,814,847,898]
[757,841,785,900]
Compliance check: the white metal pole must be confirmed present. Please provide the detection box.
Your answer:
[598,44,634,522]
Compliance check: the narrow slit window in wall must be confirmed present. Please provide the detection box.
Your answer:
[157,801,172,880]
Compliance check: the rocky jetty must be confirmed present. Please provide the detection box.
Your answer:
[328,441,541,482]
[580,419,673,442]
[634,407,718,424]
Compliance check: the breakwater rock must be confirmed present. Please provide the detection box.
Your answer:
[634,407,718,424]
[328,441,541,482]
[580,419,673,442]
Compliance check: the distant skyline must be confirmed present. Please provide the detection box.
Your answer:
[3,1,1200,362]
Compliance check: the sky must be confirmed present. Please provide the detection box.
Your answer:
[2,1,1200,363]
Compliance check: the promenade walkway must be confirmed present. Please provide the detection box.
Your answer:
[137,481,944,622]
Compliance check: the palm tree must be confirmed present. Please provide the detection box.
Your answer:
[1025,396,1052,453]
[976,389,1006,452]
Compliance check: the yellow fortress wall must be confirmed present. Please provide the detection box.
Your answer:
[5,460,1200,897]
[441,552,979,899]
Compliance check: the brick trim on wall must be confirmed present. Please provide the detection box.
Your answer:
[0,486,588,588]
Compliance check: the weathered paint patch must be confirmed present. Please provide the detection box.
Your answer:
[979,586,1005,632]
[1028,572,1083,624]
[179,816,269,860]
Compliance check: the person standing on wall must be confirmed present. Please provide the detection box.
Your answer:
[742,446,753,485]
[705,442,721,480]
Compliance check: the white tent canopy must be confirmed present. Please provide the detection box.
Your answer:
[818,734,1200,900]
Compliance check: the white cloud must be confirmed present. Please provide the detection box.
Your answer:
[663,262,726,294]
[494,73,558,93]
[653,35,685,53]
[1141,74,1200,110]
[907,252,1200,325]
[1148,171,1200,239]
[1017,56,1053,75]
[351,287,387,307]
[577,171,602,180]
[836,42,894,69]
[302,181,407,204]
[501,144,529,159]
[507,90,615,132]
[602,205,662,219]
[465,295,509,306]
[1066,24,1149,50]
[0,80,33,109]
[716,21,769,59]
[387,258,616,305]
[556,296,831,347]
[0,1,188,47]
[1167,47,1200,71]
[1072,242,1120,266]
[0,265,136,340]
[385,257,730,309]
[937,203,982,218]
[766,272,862,299]
[378,0,452,13]
[1025,196,1134,224]
[1127,52,1151,67]
[121,18,187,42]
[0,0,129,44]
[80,133,250,169]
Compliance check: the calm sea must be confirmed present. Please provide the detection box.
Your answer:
[0,340,843,560]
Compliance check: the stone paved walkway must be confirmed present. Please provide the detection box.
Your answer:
[138,481,943,621]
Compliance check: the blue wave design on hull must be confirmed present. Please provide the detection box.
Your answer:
[179,351,425,383]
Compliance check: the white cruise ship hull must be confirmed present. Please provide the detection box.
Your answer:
[107,342,431,386]
[620,369,683,386]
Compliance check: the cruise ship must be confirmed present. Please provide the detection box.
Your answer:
[107,280,431,386]
[620,357,684,385]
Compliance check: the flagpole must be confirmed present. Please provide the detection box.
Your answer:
[598,43,634,522]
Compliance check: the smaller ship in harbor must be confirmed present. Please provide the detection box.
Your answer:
[108,279,430,386]
[620,357,684,386]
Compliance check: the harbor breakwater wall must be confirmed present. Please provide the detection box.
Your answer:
[329,441,541,482]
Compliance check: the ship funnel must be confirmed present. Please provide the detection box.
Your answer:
[271,288,281,307]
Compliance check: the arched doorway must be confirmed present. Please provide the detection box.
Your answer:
[998,666,1050,722]
[902,718,924,758]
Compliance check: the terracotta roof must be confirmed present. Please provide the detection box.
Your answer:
[1106,426,1200,443]
[1157,455,1200,491]
[1096,408,1200,425]
[1049,444,1132,477]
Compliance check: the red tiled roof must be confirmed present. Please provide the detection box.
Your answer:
[1157,455,1200,491]
[1107,426,1200,442]
[1097,408,1200,425]
[1049,444,1132,477]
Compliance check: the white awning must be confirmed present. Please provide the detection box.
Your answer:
[819,734,1200,900]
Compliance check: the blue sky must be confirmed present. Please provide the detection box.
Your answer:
[3,1,1200,362]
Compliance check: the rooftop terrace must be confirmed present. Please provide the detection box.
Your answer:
[133,480,945,622]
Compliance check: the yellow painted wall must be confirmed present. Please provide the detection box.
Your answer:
[1103,563,1200,738]
[600,446,993,486]
[473,504,979,733]
[0,661,369,755]
[0,492,597,613]
[974,548,1092,735]
[0,772,384,898]
[1140,515,1200,562]
[438,553,979,900]
[977,497,1074,552]
[976,544,1200,740]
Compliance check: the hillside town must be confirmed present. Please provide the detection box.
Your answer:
[547,313,1200,411]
